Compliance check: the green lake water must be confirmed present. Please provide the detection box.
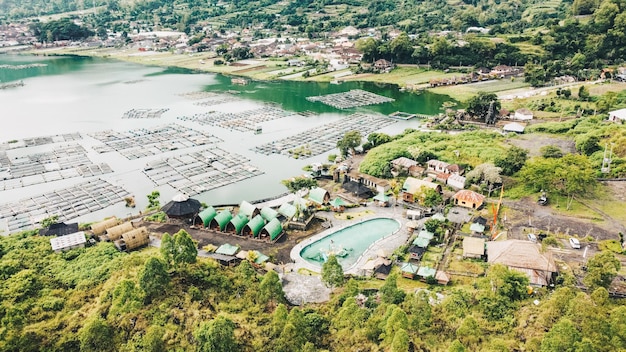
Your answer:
[0,53,455,224]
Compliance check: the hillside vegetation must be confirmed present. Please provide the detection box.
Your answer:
[2,229,626,352]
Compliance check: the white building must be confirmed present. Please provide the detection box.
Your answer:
[608,108,626,122]
[447,174,467,190]
[503,122,525,133]
[513,108,534,120]
[50,231,86,252]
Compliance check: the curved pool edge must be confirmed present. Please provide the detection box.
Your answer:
[290,216,404,274]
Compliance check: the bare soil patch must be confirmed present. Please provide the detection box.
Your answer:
[143,218,325,264]
[506,134,576,157]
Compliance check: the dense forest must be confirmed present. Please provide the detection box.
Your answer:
[1,227,625,352]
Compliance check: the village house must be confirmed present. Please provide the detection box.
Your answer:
[487,240,558,286]
[374,59,394,72]
[463,236,485,259]
[490,65,520,78]
[401,177,442,203]
[608,108,626,123]
[453,190,485,209]
[513,108,534,120]
[427,159,448,173]
[447,174,467,190]
[503,122,526,134]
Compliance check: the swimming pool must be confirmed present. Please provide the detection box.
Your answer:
[299,218,401,269]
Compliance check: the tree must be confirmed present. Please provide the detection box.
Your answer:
[391,329,409,352]
[79,317,114,352]
[524,62,547,87]
[40,215,59,228]
[456,316,482,347]
[194,315,237,352]
[383,306,409,345]
[172,230,197,265]
[321,255,344,289]
[540,145,564,159]
[380,273,406,304]
[143,325,166,352]
[147,190,161,209]
[161,230,197,267]
[160,232,174,266]
[258,270,286,307]
[422,187,443,207]
[541,318,582,352]
[578,85,590,101]
[583,251,621,290]
[336,130,362,158]
[576,135,600,156]
[486,264,529,301]
[138,257,170,303]
[494,146,528,176]
[465,92,501,123]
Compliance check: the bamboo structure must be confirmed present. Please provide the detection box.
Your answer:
[90,217,120,236]
[115,227,149,252]
[104,222,134,241]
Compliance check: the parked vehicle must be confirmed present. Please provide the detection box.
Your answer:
[569,237,581,249]
[528,233,537,243]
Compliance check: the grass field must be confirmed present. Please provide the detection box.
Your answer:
[430,78,530,101]
[343,66,459,87]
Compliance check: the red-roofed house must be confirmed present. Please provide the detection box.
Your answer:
[453,190,485,209]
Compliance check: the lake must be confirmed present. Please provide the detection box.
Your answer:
[0,54,454,230]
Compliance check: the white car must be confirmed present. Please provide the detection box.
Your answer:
[569,237,581,249]
[527,233,537,243]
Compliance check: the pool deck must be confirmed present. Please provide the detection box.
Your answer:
[289,205,424,275]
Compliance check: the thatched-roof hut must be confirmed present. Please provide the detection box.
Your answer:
[115,227,149,252]
[90,217,120,236]
[104,221,134,241]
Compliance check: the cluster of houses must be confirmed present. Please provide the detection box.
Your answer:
[462,235,558,287]
[42,217,150,253]
[0,23,37,47]
[205,242,276,271]
[429,65,523,87]
[193,200,287,242]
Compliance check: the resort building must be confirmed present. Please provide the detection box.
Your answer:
[115,227,150,252]
[195,206,217,227]
[487,240,558,286]
[401,177,442,203]
[239,200,260,219]
[210,210,233,231]
[226,213,250,235]
[447,174,467,190]
[50,231,87,252]
[260,218,284,242]
[463,236,486,259]
[243,215,265,238]
[308,187,331,206]
[40,222,79,237]
[453,190,485,209]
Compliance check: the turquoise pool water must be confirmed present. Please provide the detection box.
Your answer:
[300,218,401,268]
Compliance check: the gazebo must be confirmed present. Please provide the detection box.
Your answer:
[373,192,390,207]
[161,194,202,219]
[329,197,347,212]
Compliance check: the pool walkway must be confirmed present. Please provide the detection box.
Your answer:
[288,204,425,276]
